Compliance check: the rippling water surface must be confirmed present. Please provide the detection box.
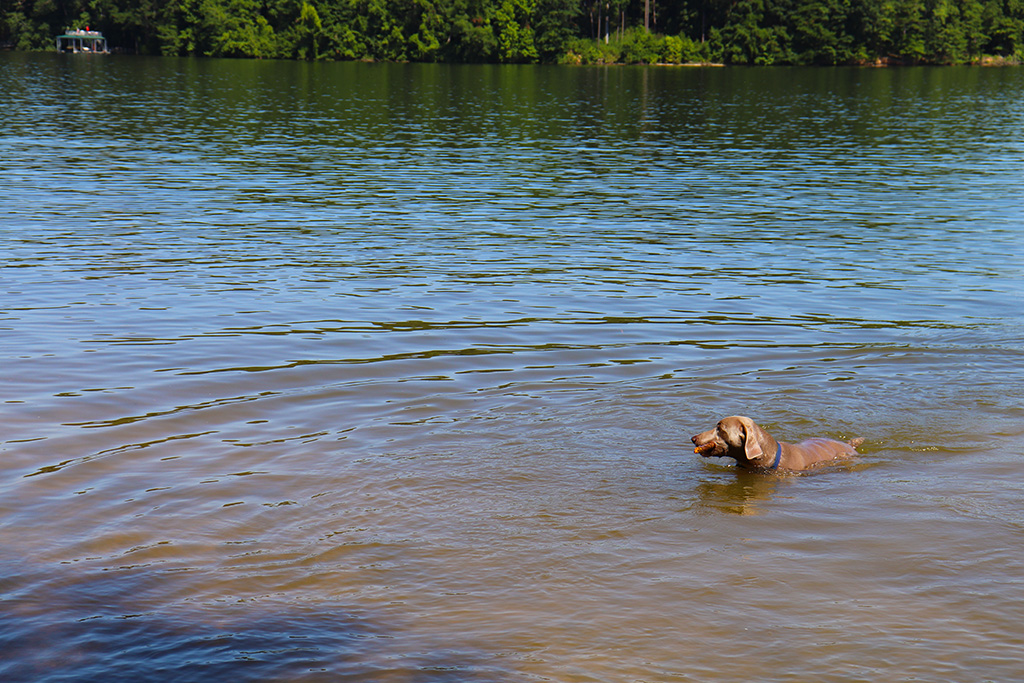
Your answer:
[3,53,1024,681]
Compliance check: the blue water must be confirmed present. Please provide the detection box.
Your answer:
[2,54,1024,681]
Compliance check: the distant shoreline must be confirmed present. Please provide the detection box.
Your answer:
[5,47,1021,68]
[562,56,1023,68]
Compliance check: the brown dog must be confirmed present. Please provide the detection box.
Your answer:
[691,416,864,471]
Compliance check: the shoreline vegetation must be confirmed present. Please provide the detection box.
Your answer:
[2,0,1022,66]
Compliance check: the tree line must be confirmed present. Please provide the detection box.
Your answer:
[3,0,1023,65]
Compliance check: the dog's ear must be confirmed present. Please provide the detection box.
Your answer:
[742,420,763,461]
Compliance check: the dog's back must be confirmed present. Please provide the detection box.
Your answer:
[791,436,861,468]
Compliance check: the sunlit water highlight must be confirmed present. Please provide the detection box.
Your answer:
[2,54,1024,681]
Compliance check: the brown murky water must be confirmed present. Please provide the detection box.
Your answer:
[2,54,1024,681]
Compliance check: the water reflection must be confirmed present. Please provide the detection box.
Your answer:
[695,470,784,515]
[695,459,876,515]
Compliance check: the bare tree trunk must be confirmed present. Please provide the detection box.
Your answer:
[701,0,709,43]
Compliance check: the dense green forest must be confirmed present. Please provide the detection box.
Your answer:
[3,0,1023,65]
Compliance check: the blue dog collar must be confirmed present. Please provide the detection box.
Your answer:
[770,442,782,470]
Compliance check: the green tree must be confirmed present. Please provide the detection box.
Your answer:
[861,0,927,62]
[987,0,1024,54]
[197,0,278,57]
[621,25,660,61]
[4,0,90,50]
[4,9,53,51]
[158,0,203,54]
[292,1,324,59]
[533,0,577,61]
[717,0,792,64]
[4,0,1023,64]
[350,0,411,60]
[493,0,538,61]
[923,0,985,62]
[783,0,855,64]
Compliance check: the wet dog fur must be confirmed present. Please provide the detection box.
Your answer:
[691,415,864,471]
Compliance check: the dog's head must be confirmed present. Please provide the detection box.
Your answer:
[691,416,767,463]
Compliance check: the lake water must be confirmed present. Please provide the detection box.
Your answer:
[2,52,1024,681]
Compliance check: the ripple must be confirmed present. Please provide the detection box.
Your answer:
[2,55,1024,682]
